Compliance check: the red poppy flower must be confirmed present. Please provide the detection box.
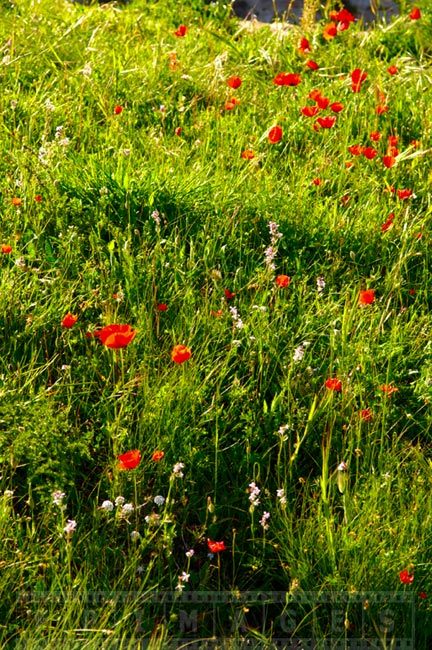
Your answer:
[351,69,367,92]
[397,189,413,200]
[370,131,381,141]
[224,97,240,111]
[345,161,354,169]
[381,213,395,232]
[227,76,242,89]
[317,116,336,129]
[273,73,302,86]
[174,25,187,37]
[309,89,323,102]
[268,126,283,144]
[312,178,322,186]
[11,197,22,207]
[224,289,235,300]
[118,449,141,470]
[114,105,123,115]
[360,409,372,422]
[156,303,168,311]
[174,127,182,136]
[388,134,398,145]
[388,146,399,157]
[376,105,389,114]
[362,147,377,160]
[330,9,355,24]
[380,384,398,394]
[275,275,290,288]
[409,7,421,20]
[325,378,342,392]
[301,106,320,118]
[211,309,223,317]
[323,22,337,40]
[419,591,426,599]
[348,145,364,156]
[387,65,398,75]
[98,324,137,349]
[409,289,416,296]
[241,150,255,160]
[330,102,344,113]
[152,450,164,461]
[61,313,78,328]
[207,539,226,553]
[411,140,420,148]
[382,155,396,168]
[171,344,191,363]
[298,37,311,54]
[306,60,319,71]
[34,195,43,202]
[1,244,12,254]
[359,289,375,305]
[399,569,414,584]
[316,95,330,110]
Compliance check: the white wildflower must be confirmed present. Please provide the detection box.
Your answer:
[101,500,114,512]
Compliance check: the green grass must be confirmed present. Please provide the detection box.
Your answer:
[0,0,431,647]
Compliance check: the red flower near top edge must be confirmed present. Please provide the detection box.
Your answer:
[317,116,336,129]
[98,324,137,349]
[273,73,301,86]
[400,569,414,584]
[61,313,78,328]
[276,275,290,288]
[118,449,141,470]
[171,344,191,364]
[298,37,311,54]
[325,378,342,391]
[351,68,367,92]
[152,450,164,461]
[330,9,355,24]
[306,60,319,71]
[227,76,242,89]
[409,7,421,20]
[268,126,283,144]
[359,289,375,305]
[301,106,320,118]
[1,244,12,254]
[174,25,187,37]
[207,539,226,553]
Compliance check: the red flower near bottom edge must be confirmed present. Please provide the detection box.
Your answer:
[207,539,226,553]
